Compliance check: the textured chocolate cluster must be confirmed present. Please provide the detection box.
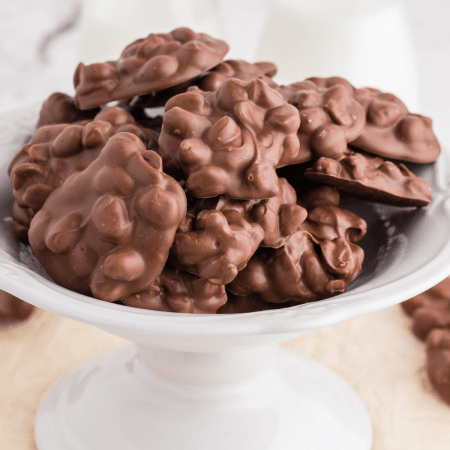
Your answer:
[229,187,366,303]
[287,79,365,163]
[74,28,229,110]
[123,265,226,313]
[159,78,300,199]
[9,106,158,240]
[28,133,186,301]
[401,278,450,406]
[8,26,441,315]
[0,290,35,324]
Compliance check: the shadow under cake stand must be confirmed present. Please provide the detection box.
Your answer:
[1,108,450,450]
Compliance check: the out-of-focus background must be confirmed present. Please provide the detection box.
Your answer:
[1,0,449,141]
[1,1,450,449]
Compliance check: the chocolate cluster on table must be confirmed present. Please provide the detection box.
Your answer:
[9,27,440,314]
[401,278,450,406]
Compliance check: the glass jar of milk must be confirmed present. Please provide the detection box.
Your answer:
[256,0,419,110]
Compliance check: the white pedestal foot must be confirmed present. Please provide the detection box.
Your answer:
[35,344,372,450]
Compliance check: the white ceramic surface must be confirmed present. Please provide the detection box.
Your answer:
[1,107,450,450]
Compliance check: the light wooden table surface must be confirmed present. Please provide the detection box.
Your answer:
[1,304,449,450]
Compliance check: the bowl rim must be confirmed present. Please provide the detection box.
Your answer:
[1,105,450,338]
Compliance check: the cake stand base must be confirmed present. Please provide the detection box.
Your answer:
[35,344,372,450]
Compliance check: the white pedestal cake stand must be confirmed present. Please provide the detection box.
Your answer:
[1,108,450,450]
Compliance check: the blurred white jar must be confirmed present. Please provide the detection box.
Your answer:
[256,0,419,110]
[78,0,224,64]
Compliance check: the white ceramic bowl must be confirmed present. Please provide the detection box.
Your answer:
[1,107,450,450]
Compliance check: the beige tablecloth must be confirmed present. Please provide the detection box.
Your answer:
[1,305,449,450]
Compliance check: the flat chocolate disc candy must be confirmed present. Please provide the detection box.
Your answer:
[74,27,229,110]
[305,149,433,207]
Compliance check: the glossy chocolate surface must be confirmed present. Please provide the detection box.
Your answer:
[305,149,433,207]
[74,27,229,110]
[159,78,300,199]
[10,106,159,240]
[123,265,226,313]
[28,132,186,302]
[228,187,366,303]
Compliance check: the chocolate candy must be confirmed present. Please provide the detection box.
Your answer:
[123,265,226,313]
[426,329,450,406]
[121,60,278,112]
[170,208,264,286]
[298,186,367,244]
[287,78,366,163]
[28,132,187,302]
[215,177,307,248]
[228,187,366,303]
[402,277,450,316]
[170,178,306,285]
[352,87,441,163]
[74,27,229,110]
[8,27,441,315]
[196,59,278,92]
[402,278,450,341]
[9,106,159,240]
[159,78,300,199]
[304,149,433,207]
[36,92,100,128]
[0,290,35,323]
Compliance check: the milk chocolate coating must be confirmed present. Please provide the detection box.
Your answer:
[159,78,300,199]
[9,106,159,240]
[402,277,450,316]
[170,209,264,285]
[228,187,366,303]
[351,87,441,163]
[37,92,100,128]
[305,149,433,207]
[170,178,306,285]
[0,290,35,323]
[123,265,227,313]
[402,278,450,341]
[215,177,307,248]
[426,329,450,406]
[197,59,278,92]
[74,27,229,110]
[289,79,365,163]
[121,60,278,112]
[29,132,187,302]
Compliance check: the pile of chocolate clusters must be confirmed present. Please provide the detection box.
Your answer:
[8,28,441,314]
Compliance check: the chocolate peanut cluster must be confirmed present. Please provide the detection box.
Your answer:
[402,278,450,406]
[9,27,440,314]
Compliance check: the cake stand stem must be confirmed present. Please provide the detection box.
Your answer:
[35,342,372,450]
